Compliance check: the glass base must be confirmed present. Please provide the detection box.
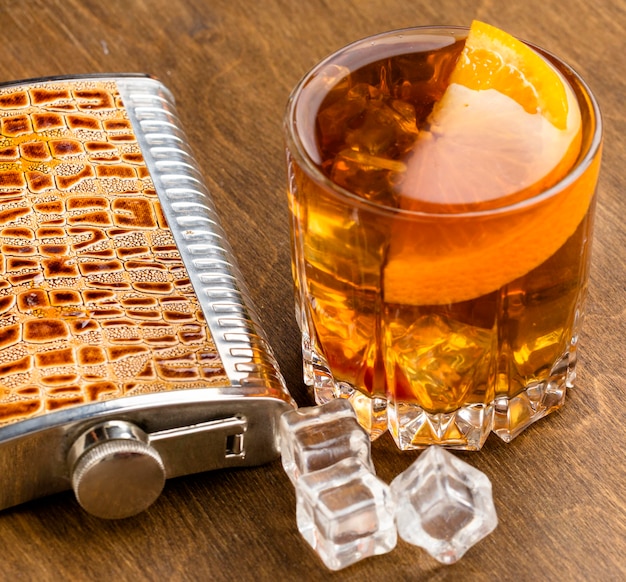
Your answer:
[492,351,574,442]
[301,332,388,440]
[301,332,575,449]
[387,402,493,451]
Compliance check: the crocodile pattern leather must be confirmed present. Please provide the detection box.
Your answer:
[0,79,228,424]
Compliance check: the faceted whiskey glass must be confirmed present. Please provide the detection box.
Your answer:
[284,26,602,450]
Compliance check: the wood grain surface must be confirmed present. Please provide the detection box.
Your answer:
[0,0,624,580]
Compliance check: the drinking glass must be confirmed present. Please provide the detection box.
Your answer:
[284,26,602,450]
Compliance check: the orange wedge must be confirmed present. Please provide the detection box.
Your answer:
[450,21,571,130]
[383,21,590,305]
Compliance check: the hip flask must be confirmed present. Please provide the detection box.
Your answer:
[0,74,295,519]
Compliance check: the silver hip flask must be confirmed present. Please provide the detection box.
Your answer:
[0,74,295,519]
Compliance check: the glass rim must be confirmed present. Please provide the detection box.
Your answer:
[284,24,603,219]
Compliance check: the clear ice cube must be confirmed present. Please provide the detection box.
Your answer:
[296,457,397,570]
[390,446,497,564]
[280,399,375,486]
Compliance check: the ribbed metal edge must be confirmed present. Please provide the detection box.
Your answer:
[116,77,291,398]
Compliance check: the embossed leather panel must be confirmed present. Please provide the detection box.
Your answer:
[0,79,228,424]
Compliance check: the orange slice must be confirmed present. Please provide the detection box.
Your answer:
[450,21,571,130]
[383,21,588,305]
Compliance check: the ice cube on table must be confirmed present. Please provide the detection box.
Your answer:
[280,399,374,486]
[391,446,497,565]
[390,446,497,564]
[296,457,397,571]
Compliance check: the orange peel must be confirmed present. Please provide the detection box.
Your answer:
[383,21,587,305]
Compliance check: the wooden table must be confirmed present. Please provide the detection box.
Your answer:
[1,0,624,579]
